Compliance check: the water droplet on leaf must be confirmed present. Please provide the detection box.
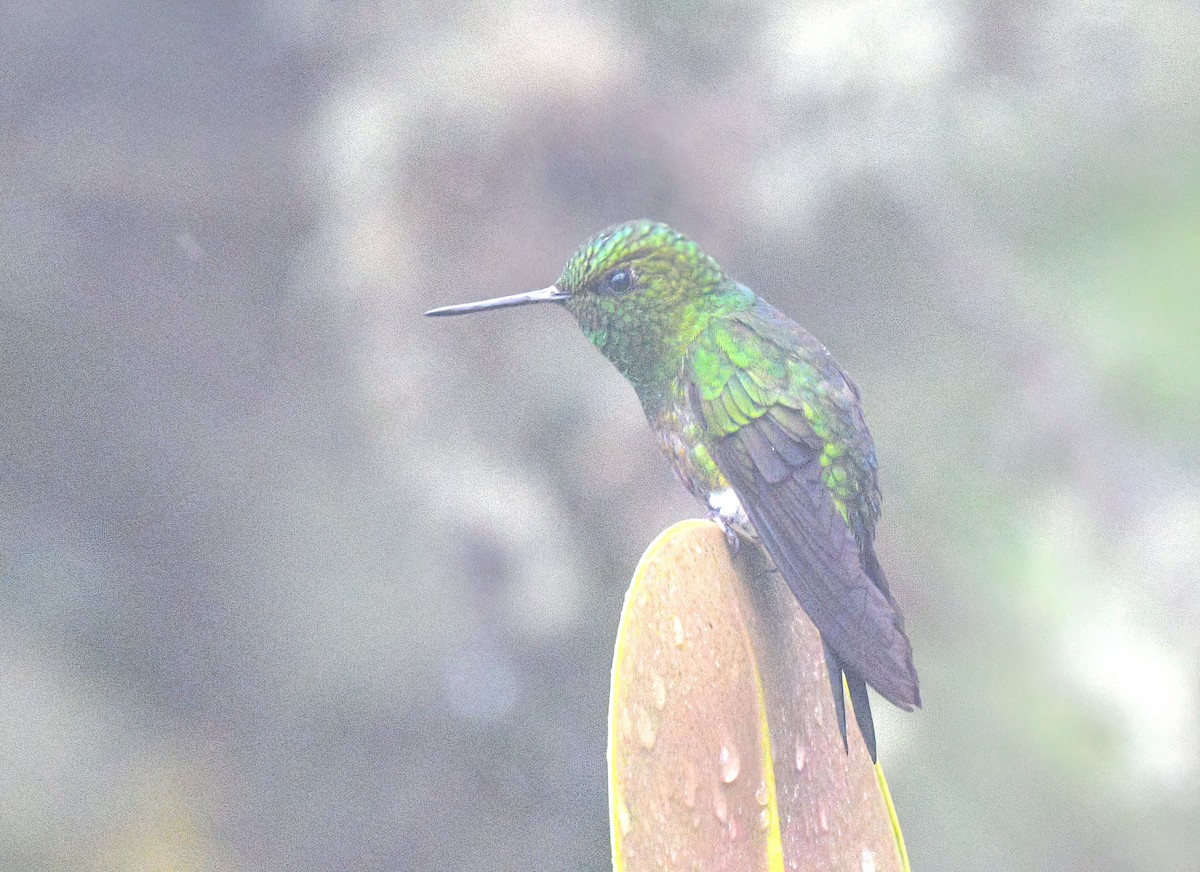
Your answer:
[635,705,657,750]
[718,743,741,783]
[616,798,631,835]
[713,787,729,824]
[651,672,667,711]
[681,761,697,808]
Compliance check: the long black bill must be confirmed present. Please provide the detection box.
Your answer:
[424,285,570,317]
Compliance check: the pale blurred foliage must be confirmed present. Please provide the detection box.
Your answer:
[2,0,1198,869]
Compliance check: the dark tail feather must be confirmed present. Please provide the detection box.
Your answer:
[862,540,922,711]
[823,643,879,762]
[847,672,877,762]
[823,644,849,754]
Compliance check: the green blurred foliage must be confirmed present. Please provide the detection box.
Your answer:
[2,1,1197,870]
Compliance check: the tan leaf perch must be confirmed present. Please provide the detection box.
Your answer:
[609,520,910,871]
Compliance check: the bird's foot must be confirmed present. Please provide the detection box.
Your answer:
[704,509,742,555]
[704,488,750,555]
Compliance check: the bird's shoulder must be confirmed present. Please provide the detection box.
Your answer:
[684,296,882,536]
[687,299,864,437]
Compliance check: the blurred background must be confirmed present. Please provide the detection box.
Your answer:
[3,0,1198,869]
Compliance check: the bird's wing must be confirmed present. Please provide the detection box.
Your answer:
[687,302,919,712]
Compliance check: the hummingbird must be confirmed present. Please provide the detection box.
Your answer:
[425,220,919,760]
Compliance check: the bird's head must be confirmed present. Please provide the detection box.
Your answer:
[426,220,748,403]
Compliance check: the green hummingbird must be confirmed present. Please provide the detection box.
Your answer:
[426,220,919,760]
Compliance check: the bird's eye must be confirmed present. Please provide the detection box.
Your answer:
[605,269,632,294]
